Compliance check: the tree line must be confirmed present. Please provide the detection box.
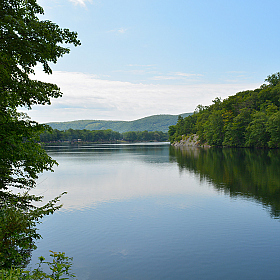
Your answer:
[169,73,280,148]
[40,128,169,143]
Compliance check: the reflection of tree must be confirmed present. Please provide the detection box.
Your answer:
[46,144,171,164]
[170,147,280,218]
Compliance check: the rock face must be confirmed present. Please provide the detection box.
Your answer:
[172,134,211,148]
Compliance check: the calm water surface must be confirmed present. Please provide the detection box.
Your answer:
[31,143,280,280]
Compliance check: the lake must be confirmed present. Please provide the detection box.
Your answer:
[31,143,280,279]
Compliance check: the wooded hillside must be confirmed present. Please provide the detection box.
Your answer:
[169,73,280,148]
[46,113,192,133]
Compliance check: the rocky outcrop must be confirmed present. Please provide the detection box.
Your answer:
[171,134,211,148]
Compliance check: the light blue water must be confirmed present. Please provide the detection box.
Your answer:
[31,143,280,279]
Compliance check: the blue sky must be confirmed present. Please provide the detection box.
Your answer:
[24,0,280,122]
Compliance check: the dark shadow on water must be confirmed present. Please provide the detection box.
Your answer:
[170,146,280,218]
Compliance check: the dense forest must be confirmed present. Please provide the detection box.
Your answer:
[169,73,280,148]
[47,113,192,133]
[40,129,168,143]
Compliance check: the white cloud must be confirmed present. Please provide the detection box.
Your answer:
[175,72,203,77]
[108,28,128,34]
[152,72,203,81]
[69,0,92,7]
[21,69,261,123]
[127,64,155,67]
[152,76,181,81]
[117,28,127,34]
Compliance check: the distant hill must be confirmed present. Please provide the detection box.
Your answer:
[46,113,192,133]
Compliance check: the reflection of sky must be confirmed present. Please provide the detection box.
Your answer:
[33,144,215,211]
[31,144,280,280]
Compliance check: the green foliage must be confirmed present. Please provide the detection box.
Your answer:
[245,111,269,147]
[39,128,168,143]
[0,0,80,109]
[264,72,280,87]
[46,113,192,133]
[168,114,197,142]
[0,251,76,279]
[168,125,176,142]
[169,73,280,148]
[223,108,252,147]
[267,111,280,148]
[0,0,80,268]
[0,194,65,269]
[0,110,56,191]
[0,205,39,269]
[204,110,224,146]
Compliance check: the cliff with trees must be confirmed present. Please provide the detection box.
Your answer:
[169,73,280,148]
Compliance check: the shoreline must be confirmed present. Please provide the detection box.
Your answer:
[171,134,211,148]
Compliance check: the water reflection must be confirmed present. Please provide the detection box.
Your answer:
[170,146,280,218]
[45,143,171,164]
[32,143,280,280]
[35,143,211,211]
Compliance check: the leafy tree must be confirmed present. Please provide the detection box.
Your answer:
[167,115,184,142]
[168,125,177,142]
[245,111,269,147]
[169,73,280,148]
[267,111,280,148]
[182,113,197,136]
[264,72,280,87]
[40,129,167,143]
[0,0,80,268]
[195,105,211,143]
[0,251,76,279]
[123,131,137,142]
[0,194,64,268]
[222,108,252,147]
[204,110,224,146]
